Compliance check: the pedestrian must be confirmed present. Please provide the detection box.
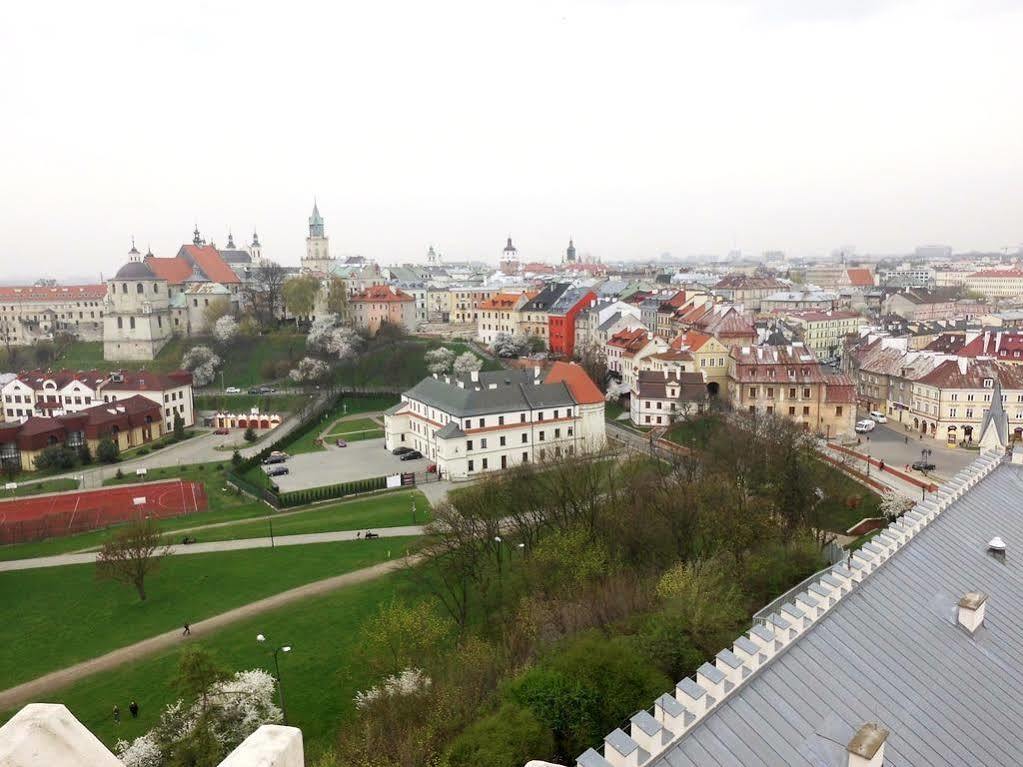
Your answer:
[112,705,120,725]
[182,622,191,636]
[129,700,139,719]
[904,435,909,445]
[356,531,361,539]
[879,460,885,473]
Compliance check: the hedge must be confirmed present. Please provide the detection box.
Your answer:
[277,475,388,509]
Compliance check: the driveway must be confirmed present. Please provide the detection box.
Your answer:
[268,438,431,492]
[846,420,977,480]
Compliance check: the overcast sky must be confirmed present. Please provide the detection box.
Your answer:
[1,0,1021,280]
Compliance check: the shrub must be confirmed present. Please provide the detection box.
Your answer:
[137,448,150,456]
[115,468,124,479]
[445,703,555,767]
[33,445,76,472]
[244,427,257,443]
[97,438,119,464]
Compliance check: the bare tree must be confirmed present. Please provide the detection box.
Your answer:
[95,519,170,601]
[244,261,288,330]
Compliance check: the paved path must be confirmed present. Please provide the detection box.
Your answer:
[0,526,425,572]
[0,555,419,712]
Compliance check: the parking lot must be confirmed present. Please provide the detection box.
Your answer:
[266,438,431,493]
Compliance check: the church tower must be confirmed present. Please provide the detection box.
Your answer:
[250,229,263,264]
[499,236,519,275]
[565,239,577,263]
[303,201,333,273]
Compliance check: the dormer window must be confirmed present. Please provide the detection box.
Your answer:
[983,378,994,389]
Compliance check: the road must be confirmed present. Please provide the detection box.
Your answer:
[846,421,976,481]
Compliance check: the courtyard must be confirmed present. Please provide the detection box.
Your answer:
[267,437,432,492]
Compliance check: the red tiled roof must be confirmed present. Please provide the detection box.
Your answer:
[544,361,604,404]
[101,370,193,391]
[967,269,1023,279]
[845,269,874,287]
[0,285,106,301]
[916,358,1023,389]
[607,328,649,350]
[145,257,193,284]
[479,292,533,310]
[181,245,241,284]
[670,330,714,352]
[351,284,415,302]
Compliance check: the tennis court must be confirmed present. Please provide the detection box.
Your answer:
[0,480,208,544]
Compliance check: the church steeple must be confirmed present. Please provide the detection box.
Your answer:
[309,202,324,238]
[192,225,203,246]
[566,238,577,263]
[128,237,140,262]
[251,229,261,248]
[979,377,1008,451]
[226,230,236,249]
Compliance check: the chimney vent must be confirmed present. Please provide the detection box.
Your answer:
[470,370,479,383]
[957,591,988,634]
[987,536,1006,552]
[847,723,888,767]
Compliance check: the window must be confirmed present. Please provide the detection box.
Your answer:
[554,409,559,419]
[538,412,544,421]
[499,436,506,446]
[480,438,487,448]
[803,406,810,416]
[521,433,528,443]
[789,387,796,398]
[468,460,474,472]
[466,439,473,451]
[136,283,144,294]
[749,387,757,398]
[129,317,135,329]
[482,458,488,469]
[117,317,123,329]
[803,388,811,398]
[789,406,796,415]
[498,415,504,425]
[478,418,485,428]
[520,413,526,423]
[835,406,843,416]
[554,428,561,438]
[567,427,573,436]
[766,406,773,414]
[464,419,471,429]
[539,430,545,441]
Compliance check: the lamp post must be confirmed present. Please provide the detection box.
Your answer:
[256,634,291,724]
[267,513,275,548]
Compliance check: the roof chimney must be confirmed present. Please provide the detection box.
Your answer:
[847,722,888,767]
[957,591,987,634]
[534,365,541,380]
[470,370,479,383]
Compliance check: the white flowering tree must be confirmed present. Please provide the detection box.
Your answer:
[289,356,330,383]
[307,314,363,362]
[354,667,432,710]
[212,315,239,345]
[116,669,282,767]
[452,351,484,376]
[879,488,914,521]
[181,345,222,387]
[491,332,529,358]
[424,346,455,375]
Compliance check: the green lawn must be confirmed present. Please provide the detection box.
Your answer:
[1,477,79,498]
[0,537,418,690]
[665,413,726,448]
[185,489,430,544]
[326,417,379,434]
[335,338,499,389]
[193,393,309,414]
[49,338,189,374]
[815,460,883,533]
[6,571,428,759]
[604,400,626,421]
[323,429,384,443]
[285,396,398,455]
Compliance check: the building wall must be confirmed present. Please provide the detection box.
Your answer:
[728,371,855,437]
[0,293,105,345]
[102,278,173,361]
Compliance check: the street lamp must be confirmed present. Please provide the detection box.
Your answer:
[256,633,292,724]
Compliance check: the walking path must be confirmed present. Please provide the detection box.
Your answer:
[0,525,426,572]
[0,555,420,712]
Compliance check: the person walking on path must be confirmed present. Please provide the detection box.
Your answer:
[182,623,191,636]
[112,705,120,724]
[129,700,139,719]
[879,460,886,473]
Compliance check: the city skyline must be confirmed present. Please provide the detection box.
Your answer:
[2,0,1022,278]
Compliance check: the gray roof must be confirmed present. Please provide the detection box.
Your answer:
[113,260,157,280]
[435,421,466,439]
[597,312,625,333]
[651,460,1023,767]
[403,369,576,417]
[218,249,252,264]
[549,287,592,315]
[520,282,569,312]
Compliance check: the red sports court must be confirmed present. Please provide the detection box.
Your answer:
[0,480,208,545]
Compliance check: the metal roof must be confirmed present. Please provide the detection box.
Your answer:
[402,370,576,417]
[649,459,1023,767]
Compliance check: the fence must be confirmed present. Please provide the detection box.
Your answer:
[277,476,389,509]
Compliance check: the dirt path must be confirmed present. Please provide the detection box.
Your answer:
[0,554,421,711]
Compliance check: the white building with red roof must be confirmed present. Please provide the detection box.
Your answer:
[0,284,107,346]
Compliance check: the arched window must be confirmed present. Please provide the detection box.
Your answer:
[153,283,159,293]
[121,283,128,294]
[136,283,144,294]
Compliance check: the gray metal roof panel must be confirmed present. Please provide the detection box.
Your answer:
[577,748,613,767]
[676,677,706,700]
[649,461,1023,766]
[605,728,639,755]
[697,662,725,684]
[656,692,685,717]
[631,709,662,736]
[733,636,759,655]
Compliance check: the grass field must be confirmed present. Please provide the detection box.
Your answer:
[6,570,429,758]
[0,537,418,690]
[325,417,379,434]
[335,338,499,389]
[184,489,430,544]
[193,393,310,414]
[286,396,399,455]
[815,460,882,533]
[1,478,79,498]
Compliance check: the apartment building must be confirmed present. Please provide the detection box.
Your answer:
[0,285,107,345]
[1,369,195,431]
[350,284,417,336]
[476,291,532,346]
[728,343,856,437]
[782,309,865,361]
[630,369,707,427]
[383,362,606,480]
[517,283,569,348]
[547,288,597,358]
[605,328,668,389]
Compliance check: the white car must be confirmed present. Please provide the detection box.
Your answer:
[869,411,887,423]
[225,386,241,394]
[854,419,876,434]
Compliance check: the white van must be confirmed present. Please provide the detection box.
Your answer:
[869,411,887,423]
[855,419,876,434]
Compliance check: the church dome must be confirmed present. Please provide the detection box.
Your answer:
[114,260,157,279]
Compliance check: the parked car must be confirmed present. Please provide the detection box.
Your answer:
[911,460,936,472]
[391,446,412,456]
[247,387,262,395]
[262,455,287,465]
[854,419,876,434]
[213,427,230,435]
[335,439,348,447]
[427,463,438,473]
[266,466,289,477]
[869,411,887,423]
[225,386,241,394]
[269,450,289,459]
[400,450,423,461]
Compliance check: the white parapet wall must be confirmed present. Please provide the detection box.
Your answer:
[0,704,304,767]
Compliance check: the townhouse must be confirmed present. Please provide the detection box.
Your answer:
[630,368,707,427]
[728,343,856,437]
[350,284,418,336]
[547,287,597,358]
[517,283,570,348]
[782,309,865,361]
[383,362,606,480]
[605,328,668,389]
[476,291,533,346]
